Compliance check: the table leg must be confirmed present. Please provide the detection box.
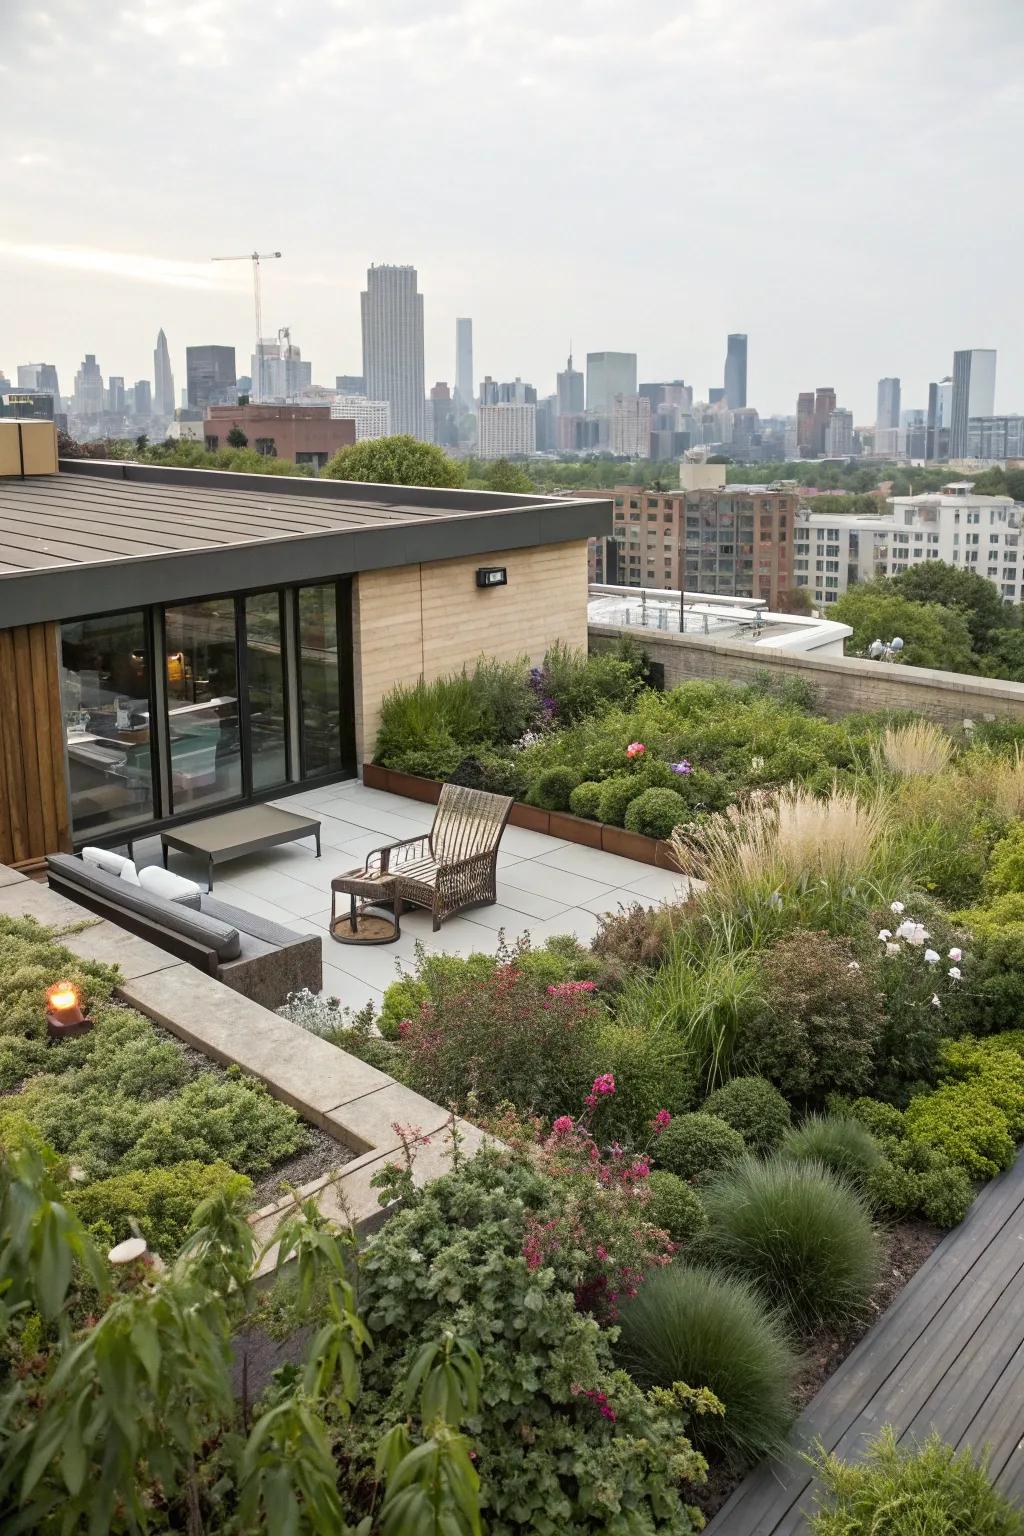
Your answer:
[208,855,214,893]
[162,842,169,870]
[315,830,321,859]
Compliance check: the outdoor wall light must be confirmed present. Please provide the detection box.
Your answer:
[476,566,508,588]
[45,981,92,1040]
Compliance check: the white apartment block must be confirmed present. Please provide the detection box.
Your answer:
[477,402,536,459]
[793,482,1024,609]
[330,396,391,441]
[610,393,651,457]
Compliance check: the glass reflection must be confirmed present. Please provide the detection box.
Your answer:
[245,592,288,791]
[297,585,341,776]
[164,598,242,811]
[60,611,155,835]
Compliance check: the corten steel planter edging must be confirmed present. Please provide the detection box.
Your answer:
[364,765,676,871]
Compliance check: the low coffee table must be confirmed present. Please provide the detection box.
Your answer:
[160,805,321,891]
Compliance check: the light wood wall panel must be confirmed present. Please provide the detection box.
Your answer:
[0,622,71,867]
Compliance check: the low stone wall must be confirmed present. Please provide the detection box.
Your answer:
[589,624,1024,728]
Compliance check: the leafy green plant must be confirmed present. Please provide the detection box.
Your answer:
[597,773,647,827]
[704,1076,792,1155]
[701,1156,880,1326]
[654,1112,745,1183]
[809,1428,1024,1536]
[624,786,688,839]
[781,1114,882,1188]
[615,1263,797,1464]
[68,1159,251,1257]
[531,765,581,811]
[644,1171,707,1243]
[568,781,603,819]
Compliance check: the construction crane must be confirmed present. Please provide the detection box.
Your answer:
[210,250,282,402]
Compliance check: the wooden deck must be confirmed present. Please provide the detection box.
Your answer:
[706,1149,1024,1534]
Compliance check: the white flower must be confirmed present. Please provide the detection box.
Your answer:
[847,960,861,972]
[891,901,906,914]
[932,994,942,1008]
[878,929,892,942]
[948,947,962,963]
[949,966,962,980]
[924,949,940,964]
[897,920,928,946]
[886,942,901,957]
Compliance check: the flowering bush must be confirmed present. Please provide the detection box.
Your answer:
[871,899,968,1099]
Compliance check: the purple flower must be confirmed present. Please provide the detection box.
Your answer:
[671,759,692,775]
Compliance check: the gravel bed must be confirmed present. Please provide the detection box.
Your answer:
[251,1124,353,1208]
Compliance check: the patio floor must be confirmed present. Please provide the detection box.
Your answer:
[130,779,686,1015]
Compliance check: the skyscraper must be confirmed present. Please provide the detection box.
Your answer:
[556,352,584,416]
[361,264,426,439]
[153,329,175,416]
[875,377,901,457]
[813,387,837,455]
[455,318,473,411]
[586,352,637,415]
[724,334,747,409]
[133,380,152,417]
[430,382,458,446]
[950,349,997,458]
[251,332,311,401]
[107,377,125,414]
[796,391,815,455]
[72,355,104,416]
[186,345,236,409]
[17,363,61,403]
[825,407,853,457]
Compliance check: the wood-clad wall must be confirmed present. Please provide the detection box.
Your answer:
[0,622,72,867]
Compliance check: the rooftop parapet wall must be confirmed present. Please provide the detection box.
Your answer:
[588,623,1024,729]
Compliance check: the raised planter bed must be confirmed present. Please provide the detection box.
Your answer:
[363,763,681,871]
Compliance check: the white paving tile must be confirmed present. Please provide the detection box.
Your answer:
[445,901,547,936]
[498,859,617,907]
[574,886,661,917]
[623,868,693,903]
[215,863,328,917]
[317,965,383,1013]
[524,907,605,945]
[211,882,321,932]
[492,882,570,920]
[534,841,652,885]
[498,825,570,859]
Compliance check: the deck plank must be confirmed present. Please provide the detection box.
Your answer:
[704,1149,1024,1534]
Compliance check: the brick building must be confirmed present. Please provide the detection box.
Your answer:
[204,405,355,472]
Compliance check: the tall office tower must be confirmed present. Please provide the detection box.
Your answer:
[796,392,815,455]
[556,352,585,415]
[153,329,175,415]
[950,349,997,458]
[133,380,152,417]
[107,377,125,414]
[17,362,61,402]
[874,377,901,458]
[361,264,426,439]
[586,351,637,415]
[72,354,104,415]
[186,346,236,409]
[812,387,837,455]
[724,333,748,409]
[455,318,474,411]
[825,407,853,457]
[430,381,458,446]
[479,376,499,407]
[610,394,652,457]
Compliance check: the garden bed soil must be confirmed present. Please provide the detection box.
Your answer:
[250,1124,351,1207]
[692,1218,943,1522]
[362,763,681,869]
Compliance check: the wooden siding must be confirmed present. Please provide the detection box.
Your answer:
[0,621,71,867]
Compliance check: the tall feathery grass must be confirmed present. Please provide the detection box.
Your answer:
[671,785,908,940]
[874,719,954,778]
[963,744,1024,821]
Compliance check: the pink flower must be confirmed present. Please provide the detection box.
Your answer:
[595,1245,609,1262]
[591,1072,616,1097]
[551,1115,576,1138]
[653,1109,672,1133]
[626,742,646,759]
[584,1093,598,1110]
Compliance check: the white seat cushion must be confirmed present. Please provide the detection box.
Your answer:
[138,866,203,905]
[119,861,142,886]
[81,846,133,877]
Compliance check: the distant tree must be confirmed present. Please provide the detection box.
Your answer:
[891,560,1015,653]
[978,629,1024,683]
[134,434,149,453]
[322,434,465,488]
[1005,469,1024,502]
[483,458,534,493]
[226,424,249,449]
[830,582,977,674]
[775,586,815,616]
[706,454,732,464]
[807,493,883,517]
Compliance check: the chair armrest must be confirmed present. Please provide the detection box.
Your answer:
[365,834,430,875]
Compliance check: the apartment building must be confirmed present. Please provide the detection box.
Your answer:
[477,402,536,458]
[204,405,355,471]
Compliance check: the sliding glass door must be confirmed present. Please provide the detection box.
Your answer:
[244,593,289,792]
[164,598,242,814]
[296,584,344,778]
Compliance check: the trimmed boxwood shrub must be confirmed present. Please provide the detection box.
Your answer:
[531,766,580,812]
[704,1076,792,1155]
[69,1160,251,1257]
[568,781,604,820]
[654,1111,745,1183]
[597,775,647,827]
[624,787,687,840]
[614,1263,797,1463]
[701,1156,880,1326]
[644,1170,707,1243]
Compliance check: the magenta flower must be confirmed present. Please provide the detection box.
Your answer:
[653,1109,672,1133]
[591,1072,616,1097]
[551,1115,576,1137]
[626,741,646,759]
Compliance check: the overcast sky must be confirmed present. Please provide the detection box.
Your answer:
[2,0,1022,422]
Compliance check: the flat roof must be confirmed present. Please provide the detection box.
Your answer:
[0,459,610,629]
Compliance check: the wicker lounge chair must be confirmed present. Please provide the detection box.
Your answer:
[364,783,514,931]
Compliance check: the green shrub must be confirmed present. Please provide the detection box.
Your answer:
[540,640,644,723]
[597,775,647,827]
[531,766,580,812]
[624,787,687,840]
[864,1137,974,1229]
[449,750,527,799]
[834,1095,907,1141]
[919,1165,975,1227]
[591,1020,697,1141]
[781,1114,882,1187]
[701,1156,880,1326]
[947,923,1024,1036]
[739,933,884,1103]
[568,781,603,819]
[644,1171,707,1243]
[614,1264,797,1464]
[985,821,1024,897]
[591,901,680,982]
[654,1112,745,1183]
[904,1083,1015,1179]
[704,1076,792,1155]
[69,1160,251,1257]
[810,1427,1024,1536]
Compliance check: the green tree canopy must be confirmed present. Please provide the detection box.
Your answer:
[807,493,885,517]
[481,458,534,494]
[830,583,978,674]
[323,435,465,488]
[891,560,1016,652]
[225,424,248,448]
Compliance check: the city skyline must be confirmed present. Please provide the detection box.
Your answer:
[2,0,1021,420]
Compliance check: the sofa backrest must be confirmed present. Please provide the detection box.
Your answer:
[46,854,242,961]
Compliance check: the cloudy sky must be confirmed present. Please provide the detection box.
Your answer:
[2,0,1022,421]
